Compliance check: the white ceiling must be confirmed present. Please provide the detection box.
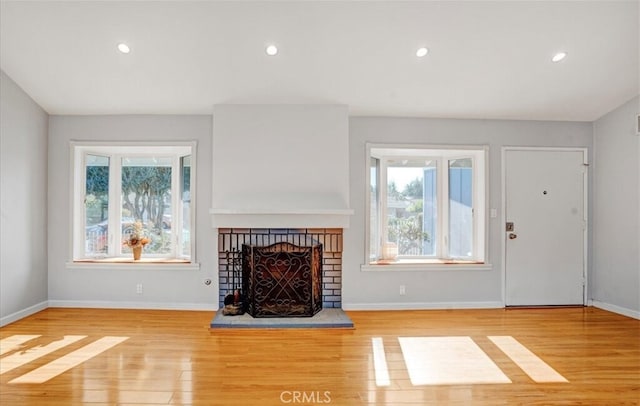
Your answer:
[1,1,638,121]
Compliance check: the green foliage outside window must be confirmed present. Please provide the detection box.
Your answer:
[121,166,171,231]
[387,176,430,255]
[85,164,173,255]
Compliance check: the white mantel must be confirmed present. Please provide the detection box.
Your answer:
[209,208,354,229]
[210,104,353,229]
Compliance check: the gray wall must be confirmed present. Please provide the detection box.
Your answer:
[47,115,217,309]
[0,71,49,325]
[2,67,637,320]
[593,96,640,317]
[344,117,593,309]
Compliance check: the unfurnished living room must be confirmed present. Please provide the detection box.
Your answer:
[0,1,638,405]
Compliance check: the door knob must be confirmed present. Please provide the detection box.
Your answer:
[509,233,517,240]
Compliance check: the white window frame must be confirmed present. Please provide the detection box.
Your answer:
[70,141,196,262]
[364,143,489,270]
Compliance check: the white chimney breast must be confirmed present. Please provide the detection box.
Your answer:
[210,104,353,228]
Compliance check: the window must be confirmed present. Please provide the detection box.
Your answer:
[367,145,487,265]
[72,143,195,262]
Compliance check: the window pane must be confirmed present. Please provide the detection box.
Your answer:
[121,157,172,255]
[180,155,191,257]
[85,155,109,256]
[386,159,434,256]
[423,166,437,256]
[449,158,473,259]
[370,157,380,260]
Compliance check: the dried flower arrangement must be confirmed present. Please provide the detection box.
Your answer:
[123,221,150,249]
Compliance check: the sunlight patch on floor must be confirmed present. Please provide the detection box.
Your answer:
[398,336,512,386]
[0,335,41,356]
[9,336,129,384]
[488,335,568,383]
[1,332,568,387]
[0,335,87,375]
[371,337,391,387]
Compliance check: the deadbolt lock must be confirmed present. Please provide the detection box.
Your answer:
[506,222,514,232]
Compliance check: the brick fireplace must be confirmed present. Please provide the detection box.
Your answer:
[210,105,352,320]
[217,228,343,310]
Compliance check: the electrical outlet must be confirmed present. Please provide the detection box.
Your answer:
[399,285,406,295]
[136,283,143,294]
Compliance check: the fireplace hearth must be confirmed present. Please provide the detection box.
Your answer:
[242,242,322,318]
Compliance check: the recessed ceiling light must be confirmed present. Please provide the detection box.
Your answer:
[265,44,278,56]
[416,47,429,57]
[117,43,130,54]
[551,51,567,62]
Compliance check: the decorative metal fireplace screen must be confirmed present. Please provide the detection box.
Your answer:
[242,242,322,318]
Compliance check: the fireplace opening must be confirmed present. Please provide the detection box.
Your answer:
[242,242,322,318]
[218,228,343,315]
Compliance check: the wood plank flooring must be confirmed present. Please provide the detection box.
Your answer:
[1,307,638,405]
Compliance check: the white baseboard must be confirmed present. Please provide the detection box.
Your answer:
[0,301,49,327]
[342,301,504,311]
[590,300,640,320]
[48,300,218,312]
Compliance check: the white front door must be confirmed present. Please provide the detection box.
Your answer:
[504,148,587,306]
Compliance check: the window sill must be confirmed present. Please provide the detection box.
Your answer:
[361,260,492,272]
[67,258,200,271]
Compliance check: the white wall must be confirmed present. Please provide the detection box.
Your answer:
[0,70,49,326]
[212,104,349,212]
[47,115,217,310]
[592,96,640,318]
[210,104,352,228]
[344,117,593,309]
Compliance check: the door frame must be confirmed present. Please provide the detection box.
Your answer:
[501,146,589,306]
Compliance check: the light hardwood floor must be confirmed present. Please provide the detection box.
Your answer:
[1,307,638,405]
